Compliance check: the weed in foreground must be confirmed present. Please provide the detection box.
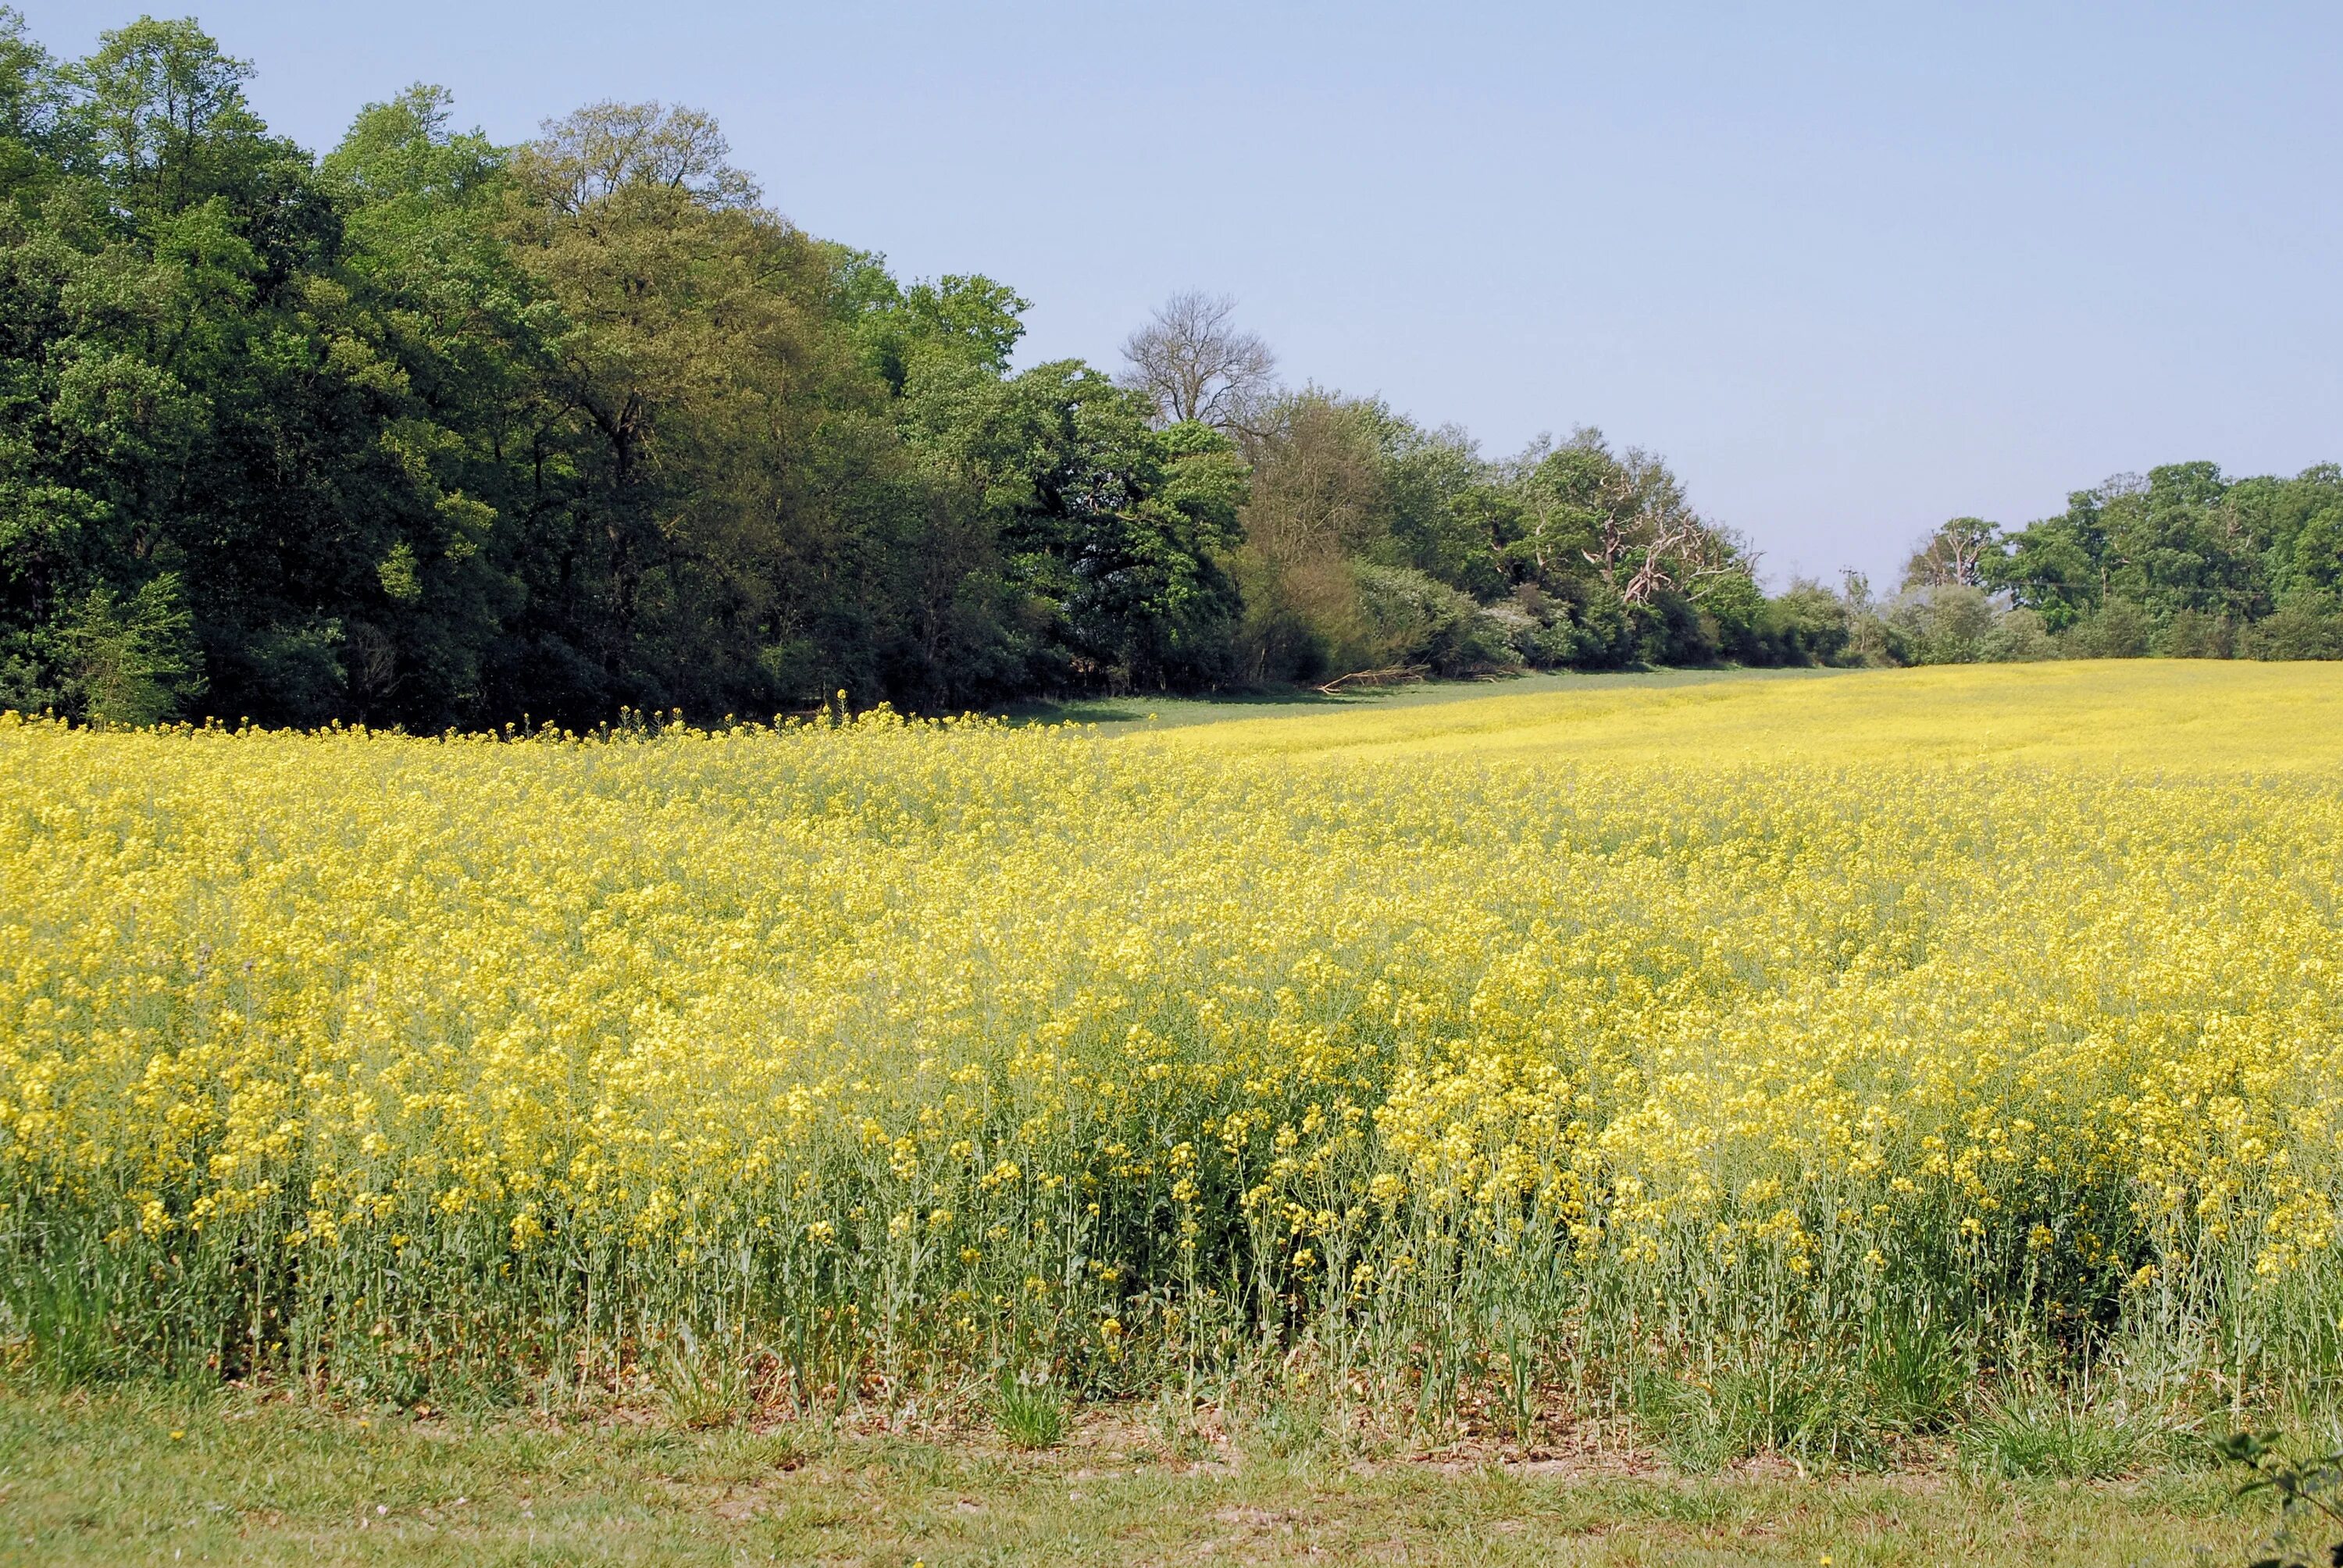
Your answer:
[1956,1391,2151,1481]
[993,1380,1067,1449]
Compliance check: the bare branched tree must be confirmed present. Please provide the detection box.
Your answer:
[1120,290,1276,432]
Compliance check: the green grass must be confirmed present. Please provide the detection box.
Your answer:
[1955,1392,2157,1481]
[994,665,1839,734]
[0,1385,2267,1566]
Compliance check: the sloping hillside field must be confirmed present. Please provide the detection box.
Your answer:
[3,664,2340,1449]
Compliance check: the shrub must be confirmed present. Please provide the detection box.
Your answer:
[2240,592,2343,661]
[2063,598,2156,658]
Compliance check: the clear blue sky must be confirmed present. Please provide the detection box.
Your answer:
[32,2,2343,586]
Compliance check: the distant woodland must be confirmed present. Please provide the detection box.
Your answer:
[6,15,2340,728]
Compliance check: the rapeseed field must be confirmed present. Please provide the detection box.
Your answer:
[2,663,2339,1450]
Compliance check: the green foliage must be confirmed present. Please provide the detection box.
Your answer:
[2064,597,2156,659]
[1350,562,1512,675]
[1633,1359,1881,1472]
[1226,405,1782,681]
[2241,591,2343,661]
[55,572,201,723]
[0,16,1103,724]
[1902,515,2002,590]
[2159,605,2235,658]
[1972,462,2343,656]
[1864,461,2343,668]
[0,11,1824,725]
[1955,1392,2151,1481]
[848,260,1030,389]
[1888,585,2000,663]
[6,11,2335,727]
[2213,1429,2343,1568]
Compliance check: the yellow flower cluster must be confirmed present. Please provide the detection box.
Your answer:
[1,663,2338,1403]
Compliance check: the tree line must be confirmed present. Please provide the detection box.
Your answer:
[4,16,2336,729]
[1878,464,2343,664]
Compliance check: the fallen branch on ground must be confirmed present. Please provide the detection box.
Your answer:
[1318,665,1431,695]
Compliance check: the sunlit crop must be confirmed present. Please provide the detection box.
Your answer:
[3,664,2340,1431]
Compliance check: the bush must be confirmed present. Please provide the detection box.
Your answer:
[1886,585,1997,664]
[2064,598,2156,658]
[54,576,207,726]
[1350,564,1516,675]
[1633,590,1721,666]
[1491,583,1629,670]
[1763,579,1853,665]
[2158,608,2235,659]
[2240,591,2343,661]
[1981,606,2054,662]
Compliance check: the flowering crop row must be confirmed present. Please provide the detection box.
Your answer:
[2,667,2338,1420]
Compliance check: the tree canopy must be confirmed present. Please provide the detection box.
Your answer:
[1880,464,2343,663]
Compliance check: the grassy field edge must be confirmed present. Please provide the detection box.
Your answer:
[0,1383,2270,1566]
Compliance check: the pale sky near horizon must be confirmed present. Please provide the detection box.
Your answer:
[30,2,2343,587]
